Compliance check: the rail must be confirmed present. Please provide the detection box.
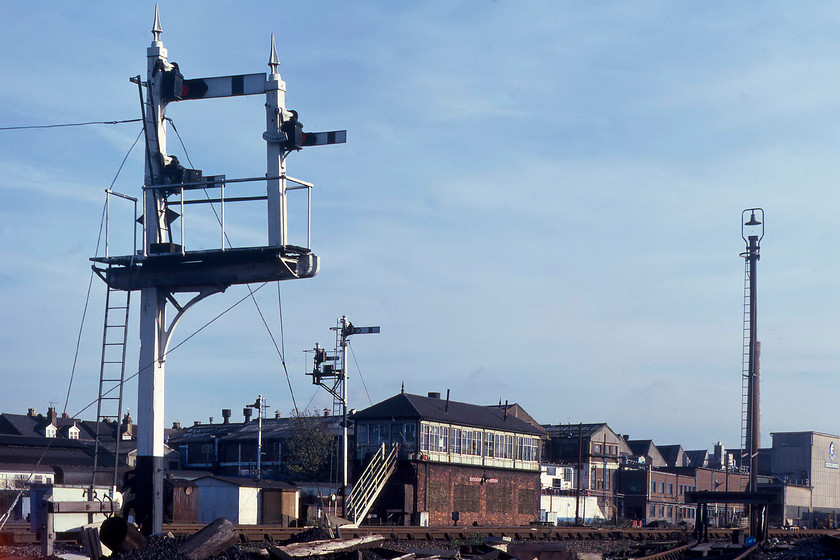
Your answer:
[4,522,831,546]
[158,524,834,542]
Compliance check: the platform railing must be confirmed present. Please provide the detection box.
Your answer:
[141,174,313,256]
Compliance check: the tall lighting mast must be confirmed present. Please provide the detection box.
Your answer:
[740,208,763,534]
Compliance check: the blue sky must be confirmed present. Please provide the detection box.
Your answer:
[2,2,840,452]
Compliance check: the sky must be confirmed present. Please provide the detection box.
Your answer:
[1,1,840,453]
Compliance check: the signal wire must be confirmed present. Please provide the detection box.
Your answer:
[70,282,271,419]
[348,342,374,406]
[0,118,142,131]
[168,118,301,414]
[63,128,144,416]
[1,127,144,529]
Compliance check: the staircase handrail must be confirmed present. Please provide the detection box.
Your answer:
[347,442,399,524]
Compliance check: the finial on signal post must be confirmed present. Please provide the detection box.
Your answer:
[152,4,163,43]
[269,34,280,76]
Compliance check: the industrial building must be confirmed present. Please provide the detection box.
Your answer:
[764,431,840,526]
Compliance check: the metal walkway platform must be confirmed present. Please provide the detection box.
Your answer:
[91,245,318,291]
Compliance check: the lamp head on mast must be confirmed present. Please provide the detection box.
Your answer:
[741,207,764,246]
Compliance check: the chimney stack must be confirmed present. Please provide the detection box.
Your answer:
[428,392,441,399]
[222,409,231,425]
[27,408,36,417]
[47,407,57,426]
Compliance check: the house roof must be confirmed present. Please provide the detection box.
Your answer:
[485,403,543,431]
[0,413,124,442]
[626,440,668,467]
[541,423,610,439]
[656,445,686,467]
[0,435,94,467]
[224,415,344,441]
[353,393,546,436]
[0,462,54,474]
[167,415,345,444]
[167,422,240,443]
[685,449,710,467]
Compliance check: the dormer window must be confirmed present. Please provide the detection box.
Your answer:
[68,425,80,440]
[45,425,56,438]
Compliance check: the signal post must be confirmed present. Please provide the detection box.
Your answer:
[93,8,345,533]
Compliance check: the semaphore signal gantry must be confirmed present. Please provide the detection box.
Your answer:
[89,6,345,535]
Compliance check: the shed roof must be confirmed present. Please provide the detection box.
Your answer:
[193,475,297,489]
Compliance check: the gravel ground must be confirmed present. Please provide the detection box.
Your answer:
[1,535,836,560]
[0,541,86,560]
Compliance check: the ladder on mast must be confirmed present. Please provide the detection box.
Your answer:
[739,257,751,473]
[91,268,131,496]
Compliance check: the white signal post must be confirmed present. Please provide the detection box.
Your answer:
[265,34,287,247]
[109,7,340,534]
[136,8,172,534]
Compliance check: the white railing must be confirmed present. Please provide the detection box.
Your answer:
[142,174,313,255]
[346,442,399,525]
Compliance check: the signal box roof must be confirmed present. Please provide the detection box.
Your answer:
[353,392,546,437]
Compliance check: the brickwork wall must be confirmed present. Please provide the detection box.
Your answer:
[412,461,539,526]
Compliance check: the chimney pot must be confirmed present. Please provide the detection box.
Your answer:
[27,408,36,417]
[222,409,231,424]
[243,408,253,422]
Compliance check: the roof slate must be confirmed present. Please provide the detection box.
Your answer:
[354,393,546,436]
[541,423,609,439]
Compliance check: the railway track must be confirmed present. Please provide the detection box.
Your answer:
[0,520,830,549]
[160,523,835,543]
